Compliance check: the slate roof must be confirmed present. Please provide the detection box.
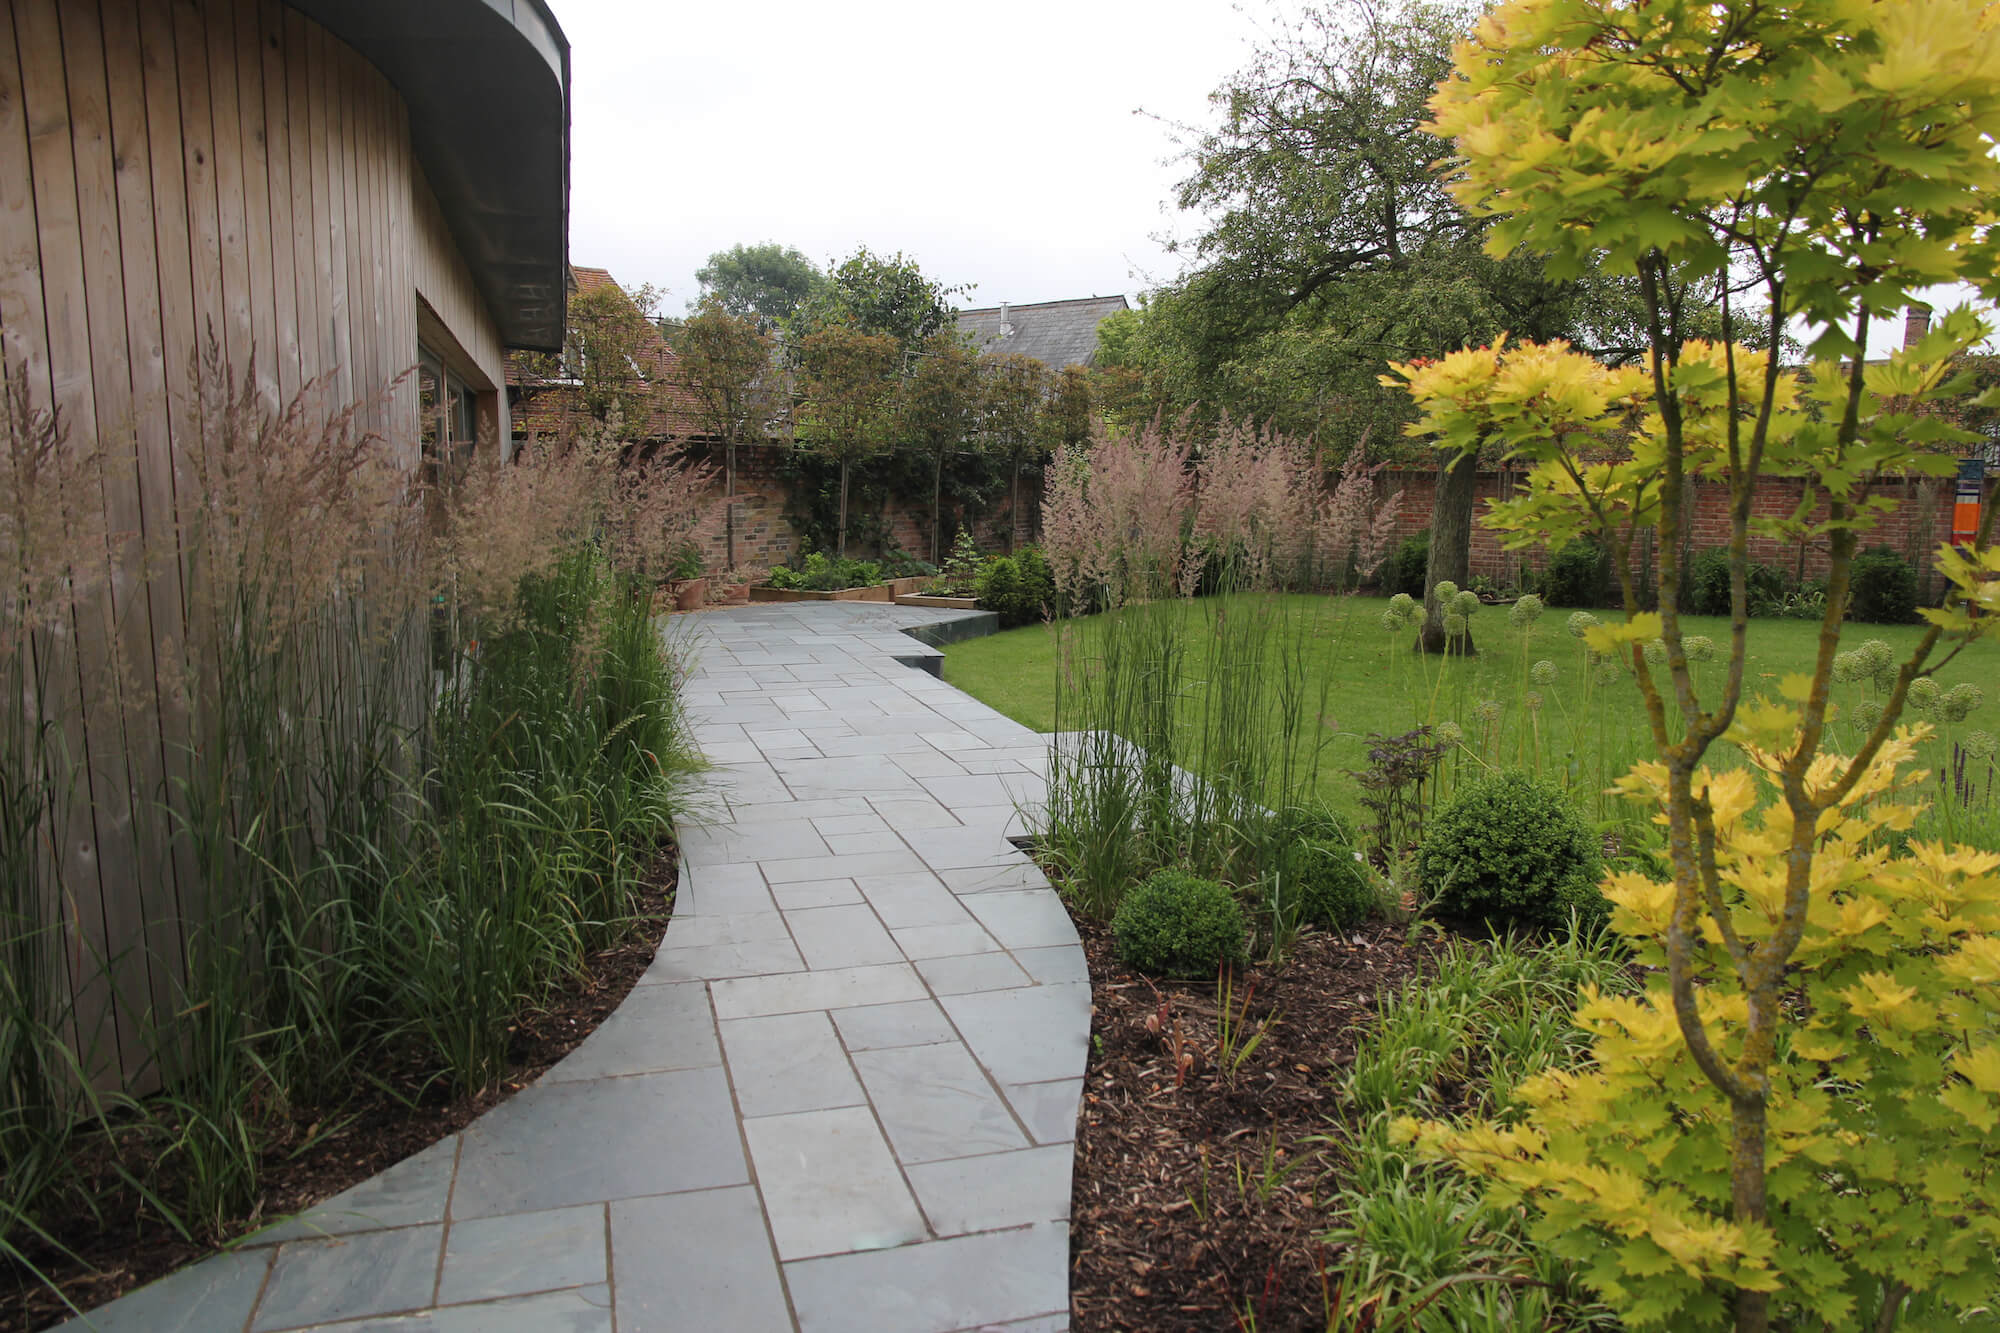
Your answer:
[505,265,706,441]
[957,295,1130,370]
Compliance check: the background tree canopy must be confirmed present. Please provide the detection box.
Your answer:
[692,242,827,328]
[1102,0,1695,462]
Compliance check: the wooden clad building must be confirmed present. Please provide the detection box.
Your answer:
[0,0,570,1087]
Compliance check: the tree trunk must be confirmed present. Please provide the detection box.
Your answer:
[837,459,850,560]
[1009,460,1021,554]
[1417,450,1478,655]
[933,451,944,564]
[725,441,737,570]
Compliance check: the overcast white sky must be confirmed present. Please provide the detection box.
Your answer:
[556,0,1260,314]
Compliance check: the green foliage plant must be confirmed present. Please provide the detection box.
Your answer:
[975,547,1055,627]
[1847,546,1920,624]
[765,552,883,592]
[1381,530,1431,597]
[1417,772,1605,932]
[1393,3,2000,1328]
[1541,538,1610,609]
[1111,869,1248,977]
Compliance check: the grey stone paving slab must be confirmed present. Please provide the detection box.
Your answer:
[451,1068,746,1219]
[645,936,806,982]
[890,749,972,778]
[830,999,959,1051]
[539,982,719,1084]
[858,871,975,929]
[436,1203,605,1304]
[892,921,1003,960]
[1014,945,1091,987]
[712,961,929,1019]
[763,848,929,883]
[612,1187,791,1333]
[680,818,830,863]
[786,903,903,969]
[252,1224,442,1330]
[867,795,964,829]
[722,1010,868,1117]
[961,892,1081,951]
[744,1105,929,1261]
[852,1043,1028,1165]
[783,1222,1070,1333]
[906,1145,1073,1236]
[48,1246,273,1332]
[941,986,1092,1088]
[824,830,907,855]
[916,951,1034,996]
[659,909,791,949]
[897,826,1020,871]
[771,876,865,909]
[250,1134,460,1245]
[1000,1079,1085,1145]
[940,861,1052,895]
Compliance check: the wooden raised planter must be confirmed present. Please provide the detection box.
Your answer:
[893,593,980,609]
[748,575,932,604]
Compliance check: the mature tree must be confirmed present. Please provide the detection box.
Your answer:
[900,332,984,563]
[794,247,967,353]
[795,326,901,558]
[692,243,826,329]
[981,354,1052,551]
[1040,365,1095,456]
[519,279,667,432]
[672,297,781,568]
[1125,0,1719,650]
[1397,4,2000,1332]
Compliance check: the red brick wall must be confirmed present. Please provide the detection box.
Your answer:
[1373,467,1994,590]
[685,444,1041,575]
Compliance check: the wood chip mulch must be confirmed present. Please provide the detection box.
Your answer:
[7,851,677,1333]
[1068,912,1432,1333]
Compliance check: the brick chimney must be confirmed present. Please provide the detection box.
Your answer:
[1904,302,1933,348]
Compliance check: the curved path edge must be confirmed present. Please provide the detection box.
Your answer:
[56,603,1083,1333]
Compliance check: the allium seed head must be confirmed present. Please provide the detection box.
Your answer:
[1531,659,1557,686]
[1567,611,1599,638]
[1507,594,1545,628]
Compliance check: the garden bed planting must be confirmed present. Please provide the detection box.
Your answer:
[6,855,678,1333]
[1069,912,1431,1332]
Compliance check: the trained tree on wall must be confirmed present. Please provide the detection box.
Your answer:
[901,331,984,563]
[1392,4,2000,1331]
[673,297,781,569]
[795,326,901,559]
[981,354,1052,551]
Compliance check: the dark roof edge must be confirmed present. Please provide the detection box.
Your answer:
[285,0,572,353]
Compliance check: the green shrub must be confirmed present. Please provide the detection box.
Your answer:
[976,546,1055,627]
[1112,869,1247,976]
[1847,545,1918,623]
[1379,530,1430,598]
[1278,838,1377,929]
[1418,772,1605,931]
[1540,538,1610,608]
[1686,546,1796,617]
[766,552,883,591]
[1687,546,1733,617]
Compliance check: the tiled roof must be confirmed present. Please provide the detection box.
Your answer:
[956,295,1130,370]
[506,265,708,441]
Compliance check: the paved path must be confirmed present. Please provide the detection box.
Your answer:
[56,603,1085,1333]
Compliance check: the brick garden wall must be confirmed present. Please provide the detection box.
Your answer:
[1374,466,1996,593]
[684,443,1040,575]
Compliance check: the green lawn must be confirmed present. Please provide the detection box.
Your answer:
[944,594,2000,836]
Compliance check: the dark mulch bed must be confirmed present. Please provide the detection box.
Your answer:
[7,852,677,1333]
[1068,913,1431,1333]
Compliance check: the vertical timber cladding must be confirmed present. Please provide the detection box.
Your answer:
[0,0,505,1090]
